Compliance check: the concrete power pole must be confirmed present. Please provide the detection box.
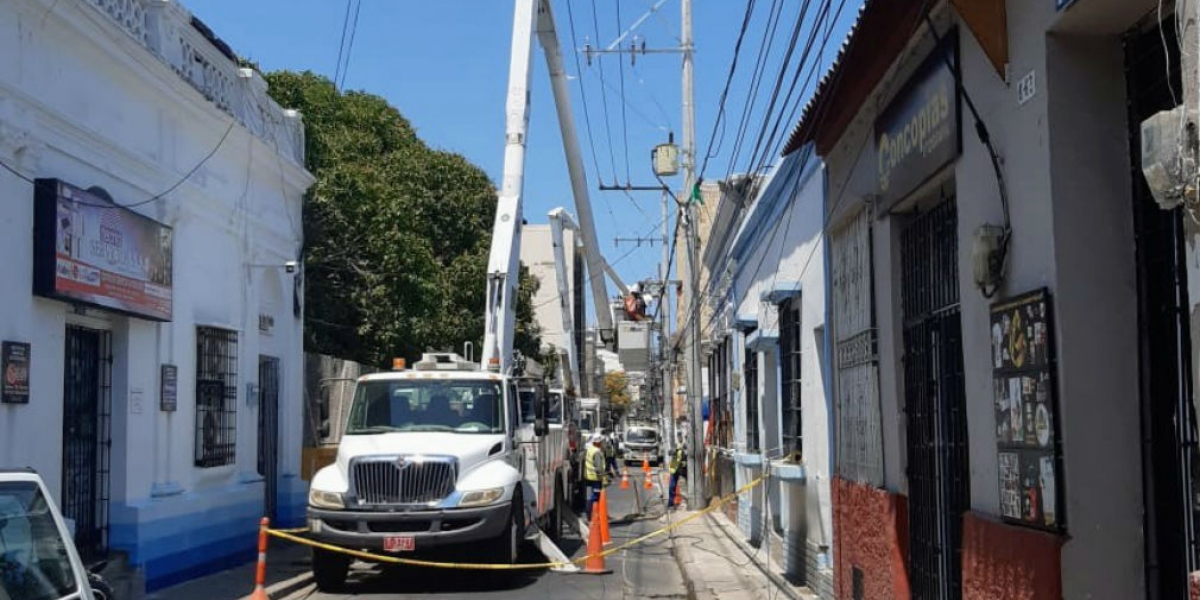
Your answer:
[680,0,704,505]
[660,188,674,455]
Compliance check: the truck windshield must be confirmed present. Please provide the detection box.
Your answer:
[627,429,658,443]
[0,481,78,600]
[346,380,505,434]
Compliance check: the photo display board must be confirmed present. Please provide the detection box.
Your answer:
[990,287,1063,531]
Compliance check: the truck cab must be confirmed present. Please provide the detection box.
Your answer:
[305,353,570,591]
[0,468,102,600]
[622,424,663,467]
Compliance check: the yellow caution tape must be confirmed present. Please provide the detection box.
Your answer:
[264,475,765,571]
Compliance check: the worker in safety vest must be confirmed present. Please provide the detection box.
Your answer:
[602,429,618,478]
[668,441,688,509]
[584,433,608,520]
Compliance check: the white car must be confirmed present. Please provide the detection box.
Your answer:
[0,468,111,600]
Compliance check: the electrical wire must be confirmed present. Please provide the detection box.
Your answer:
[338,0,364,90]
[0,117,238,209]
[332,0,354,89]
[698,0,757,180]
[723,0,785,179]
[566,0,608,187]
[590,0,621,183]
[615,0,634,184]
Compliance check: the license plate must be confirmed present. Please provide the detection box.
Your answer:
[383,536,415,553]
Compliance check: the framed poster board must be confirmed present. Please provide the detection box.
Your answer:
[160,364,178,412]
[991,288,1062,531]
[2,341,31,404]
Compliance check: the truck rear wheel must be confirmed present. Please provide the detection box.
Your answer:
[312,547,350,592]
[548,480,564,542]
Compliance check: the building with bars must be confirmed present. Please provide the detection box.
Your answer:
[777,0,1200,599]
[700,149,832,598]
[0,0,314,592]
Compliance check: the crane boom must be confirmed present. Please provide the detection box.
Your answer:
[547,208,582,394]
[535,0,619,347]
[481,0,538,372]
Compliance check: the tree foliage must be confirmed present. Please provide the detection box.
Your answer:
[265,71,540,366]
[605,371,632,413]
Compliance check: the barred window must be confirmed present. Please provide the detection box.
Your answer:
[744,328,759,453]
[196,327,238,467]
[707,338,733,449]
[779,298,802,459]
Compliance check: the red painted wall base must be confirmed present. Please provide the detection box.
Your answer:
[832,477,910,600]
[961,511,1063,600]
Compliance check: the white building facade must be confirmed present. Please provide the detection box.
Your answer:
[0,0,314,592]
[704,148,833,598]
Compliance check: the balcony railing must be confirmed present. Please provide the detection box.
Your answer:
[83,0,305,165]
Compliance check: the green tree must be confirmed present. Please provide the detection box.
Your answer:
[265,71,541,366]
[605,371,632,414]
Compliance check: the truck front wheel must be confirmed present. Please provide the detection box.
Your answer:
[312,547,350,592]
[490,490,523,565]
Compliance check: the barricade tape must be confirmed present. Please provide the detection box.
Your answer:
[263,475,765,571]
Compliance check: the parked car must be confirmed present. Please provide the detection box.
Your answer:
[0,468,112,600]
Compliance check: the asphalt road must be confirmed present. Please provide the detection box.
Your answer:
[294,470,690,599]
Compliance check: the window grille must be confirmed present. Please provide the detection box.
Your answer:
[744,328,759,452]
[196,327,238,467]
[780,298,803,458]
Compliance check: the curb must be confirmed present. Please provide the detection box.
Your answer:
[267,572,314,600]
[706,511,816,600]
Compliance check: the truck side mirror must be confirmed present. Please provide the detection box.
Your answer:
[534,393,549,437]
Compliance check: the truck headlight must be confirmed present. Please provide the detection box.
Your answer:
[458,487,506,507]
[309,489,345,509]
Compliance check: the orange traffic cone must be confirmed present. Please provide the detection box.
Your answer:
[644,470,653,490]
[620,468,630,490]
[249,517,270,600]
[641,459,651,473]
[581,501,613,574]
[598,488,611,544]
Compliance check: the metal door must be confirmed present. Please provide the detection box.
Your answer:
[61,325,112,564]
[1125,15,1200,599]
[901,199,969,600]
[258,356,281,521]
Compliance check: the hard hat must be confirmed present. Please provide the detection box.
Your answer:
[590,433,604,444]
[630,283,642,294]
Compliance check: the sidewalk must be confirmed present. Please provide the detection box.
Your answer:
[148,542,313,600]
[668,508,816,600]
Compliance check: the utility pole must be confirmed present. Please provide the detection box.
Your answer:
[661,187,674,455]
[680,0,704,506]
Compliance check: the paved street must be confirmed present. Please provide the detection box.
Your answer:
[288,472,689,599]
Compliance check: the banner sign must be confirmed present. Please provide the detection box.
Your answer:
[874,30,961,207]
[990,288,1063,532]
[1,341,30,404]
[33,179,173,321]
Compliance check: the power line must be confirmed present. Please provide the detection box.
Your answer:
[589,0,621,183]
[723,0,785,179]
[332,0,354,89]
[338,0,364,90]
[615,0,634,183]
[565,0,607,184]
[698,0,756,181]
[0,118,238,210]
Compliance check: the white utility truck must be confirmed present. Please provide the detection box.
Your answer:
[0,468,111,600]
[622,423,663,467]
[305,0,625,590]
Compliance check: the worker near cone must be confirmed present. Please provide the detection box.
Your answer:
[584,433,609,521]
[668,440,688,509]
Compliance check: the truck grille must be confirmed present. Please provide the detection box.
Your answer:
[350,456,457,505]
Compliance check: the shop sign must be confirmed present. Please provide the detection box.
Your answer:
[874,31,960,208]
[160,364,178,412]
[990,288,1063,532]
[2,341,31,404]
[32,179,174,321]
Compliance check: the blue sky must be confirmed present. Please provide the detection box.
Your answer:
[187,0,858,312]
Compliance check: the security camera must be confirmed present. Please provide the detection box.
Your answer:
[284,260,299,274]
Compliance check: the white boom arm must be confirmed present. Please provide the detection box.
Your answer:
[481,0,537,373]
[547,208,582,394]
[535,0,620,346]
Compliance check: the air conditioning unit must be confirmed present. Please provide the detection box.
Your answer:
[1141,105,1198,211]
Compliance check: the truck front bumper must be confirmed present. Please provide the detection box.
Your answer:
[624,447,661,463]
[306,503,510,551]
